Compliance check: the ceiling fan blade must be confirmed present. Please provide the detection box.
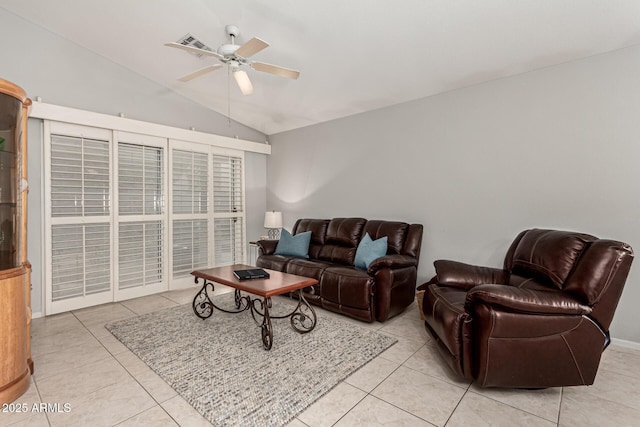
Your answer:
[234,37,269,58]
[177,65,223,82]
[252,61,300,80]
[165,42,224,59]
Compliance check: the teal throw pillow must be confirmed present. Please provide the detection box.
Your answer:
[354,232,388,270]
[274,229,312,258]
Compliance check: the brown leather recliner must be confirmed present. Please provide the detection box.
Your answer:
[420,228,633,388]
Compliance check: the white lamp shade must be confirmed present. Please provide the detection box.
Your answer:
[264,211,283,229]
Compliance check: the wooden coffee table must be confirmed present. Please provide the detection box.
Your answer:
[191,264,318,350]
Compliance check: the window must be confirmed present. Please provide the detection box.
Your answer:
[212,154,245,266]
[214,217,244,266]
[51,135,110,217]
[46,125,113,312]
[116,136,166,299]
[51,223,111,300]
[118,143,163,215]
[171,148,209,281]
[44,122,247,315]
[118,221,163,289]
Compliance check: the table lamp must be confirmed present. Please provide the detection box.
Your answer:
[264,211,283,239]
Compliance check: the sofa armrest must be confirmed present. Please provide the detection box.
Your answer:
[434,260,507,290]
[256,239,279,255]
[367,254,417,273]
[465,284,591,316]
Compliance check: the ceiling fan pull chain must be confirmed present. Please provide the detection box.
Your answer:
[227,64,231,126]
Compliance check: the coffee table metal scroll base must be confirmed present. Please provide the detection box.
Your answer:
[192,277,317,350]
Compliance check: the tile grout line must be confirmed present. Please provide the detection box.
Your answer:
[557,387,564,427]
[76,305,185,427]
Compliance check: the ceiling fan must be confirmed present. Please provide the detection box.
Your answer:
[165,25,300,95]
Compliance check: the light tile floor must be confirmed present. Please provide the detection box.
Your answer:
[3,286,640,427]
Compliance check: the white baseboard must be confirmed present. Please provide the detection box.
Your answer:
[32,311,43,319]
[611,338,640,350]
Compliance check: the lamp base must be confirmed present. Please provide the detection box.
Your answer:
[267,228,281,240]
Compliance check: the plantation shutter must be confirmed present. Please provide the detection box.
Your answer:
[117,143,164,290]
[214,217,244,266]
[172,149,209,277]
[50,134,111,302]
[172,149,208,214]
[212,154,245,266]
[213,155,243,214]
[43,118,254,315]
[172,219,208,276]
[118,221,163,289]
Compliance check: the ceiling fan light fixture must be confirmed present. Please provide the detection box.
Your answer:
[233,69,253,95]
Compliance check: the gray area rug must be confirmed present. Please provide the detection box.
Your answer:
[106,292,397,427]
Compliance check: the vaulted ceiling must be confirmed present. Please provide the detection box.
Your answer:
[3,1,640,135]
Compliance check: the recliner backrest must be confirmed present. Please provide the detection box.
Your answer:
[506,229,595,289]
[362,220,408,255]
[318,218,367,265]
[292,219,330,260]
[504,229,634,329]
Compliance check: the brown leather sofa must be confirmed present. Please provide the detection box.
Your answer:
[419,228,633,388]
[256,218,423,322]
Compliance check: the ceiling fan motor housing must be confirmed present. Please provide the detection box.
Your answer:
[218,43,240,58]
[218,24,242,58]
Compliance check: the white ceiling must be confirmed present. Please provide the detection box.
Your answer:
[3,1,640,135]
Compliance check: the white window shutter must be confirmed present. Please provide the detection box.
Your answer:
[117,142,165,291]
[213,155,243,214]
[51,224,111,301]
[214,217,244,266]
[212,154,245,266]
[172,150,208,214]
[172,219,208,277]
[171,148,209,279]
[51,135,110,217]
[119,221,163,289]
[50,134,111,303]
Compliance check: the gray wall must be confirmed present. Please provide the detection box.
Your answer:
[0,10,268,315]
[268,44,640,344]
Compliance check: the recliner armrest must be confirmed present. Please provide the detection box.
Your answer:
[434,260,507,290]
[465,284,591,315]
[367,254,417,273]
[256,239,279,255]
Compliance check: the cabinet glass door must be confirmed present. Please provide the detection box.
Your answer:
[0,93,22,270]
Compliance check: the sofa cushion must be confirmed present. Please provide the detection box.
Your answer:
[324,217,367,246]
[318,218,366,265]
[354,233,388,270]
[320,266,375,310]
[293,219,330,245]
[275,229,312,258]
[293,219,330,259]
[362,220,408,255]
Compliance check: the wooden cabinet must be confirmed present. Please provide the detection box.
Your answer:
[0,78,32,404]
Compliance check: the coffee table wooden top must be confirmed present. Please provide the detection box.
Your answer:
[191,264,318,298]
